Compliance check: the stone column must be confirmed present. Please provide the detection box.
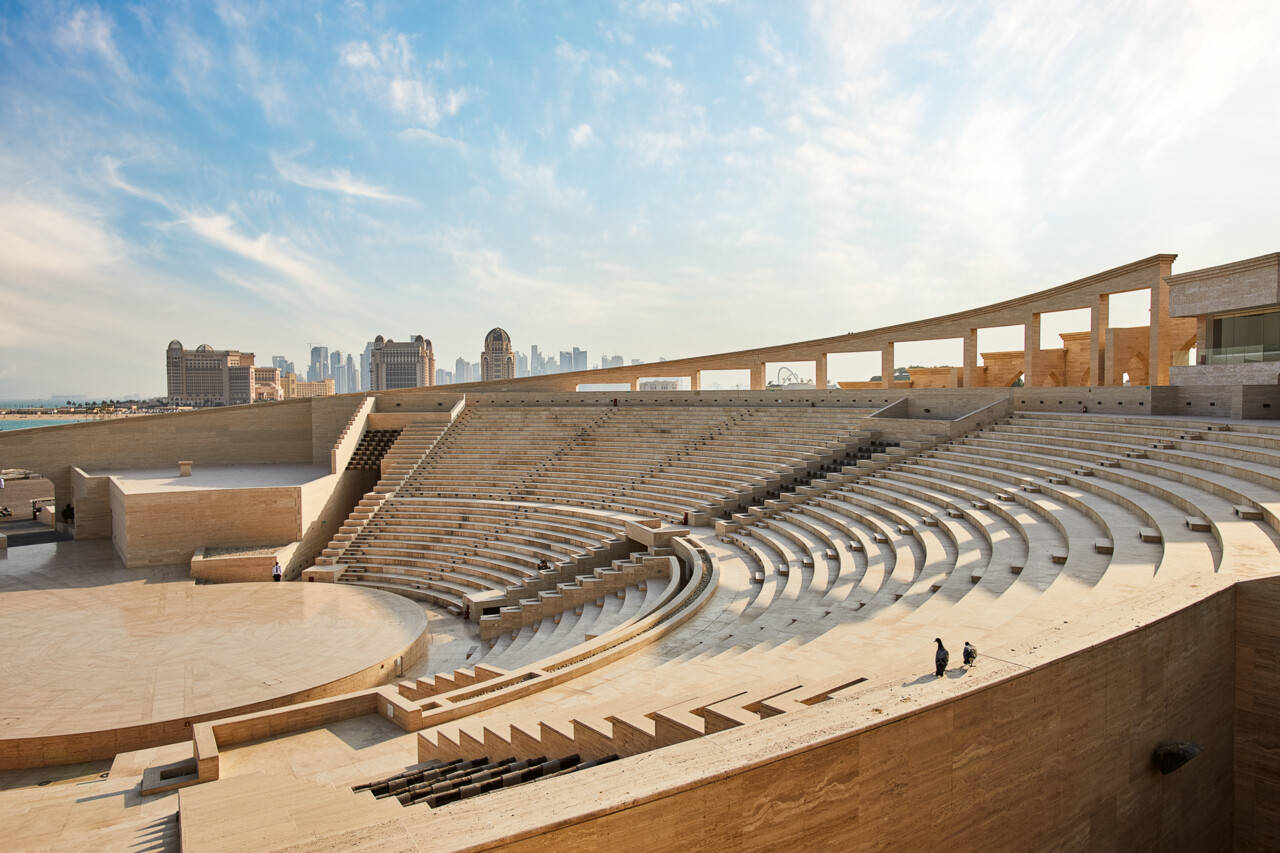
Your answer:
[814,354,827,390]
[690,371,701,392]
[1090,294,1109,386]
[1024,314,1041,387]
[1149,277,1172,385]
[880,344,894,389]
[962,328,979,388]
[1195,316,1209,364]
[749,363,767,390]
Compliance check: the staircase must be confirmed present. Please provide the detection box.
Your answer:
[316,418,452,566]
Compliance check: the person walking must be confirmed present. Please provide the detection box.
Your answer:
[272,561,283,582]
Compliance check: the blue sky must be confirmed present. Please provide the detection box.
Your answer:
[1,0,1278,397]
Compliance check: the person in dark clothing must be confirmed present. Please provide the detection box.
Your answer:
[61,503,74,524]
[272,561,283,582]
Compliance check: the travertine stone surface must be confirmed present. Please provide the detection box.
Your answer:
[0,540,428,770]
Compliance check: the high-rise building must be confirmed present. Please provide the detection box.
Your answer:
[369,335,435,390]
[165,340,256,407]
[515,350,529,377]
[330,351,344,393]
[455,357,471,383]
[481,328,516,382]
[361,341,375,392]
[572,347,587,372]
[602,354,624,369]
[271,356,295,376]
[345,354,358,393]
[530,345,543,375]
[559,351,572,372]
[308,346,328,382]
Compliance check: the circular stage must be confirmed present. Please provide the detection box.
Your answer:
[0,551,429,770]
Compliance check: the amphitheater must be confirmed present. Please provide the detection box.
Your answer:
[1,252,1279,851]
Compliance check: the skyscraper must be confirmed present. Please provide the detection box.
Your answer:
[515,350,529,377]
[345,354,358,393]
[572,347,587,372]
[481,328,516,382]
[369,335,435,390]
[530,345,543,375]
[309,346,328,382]
[361,341,375,392]
[330,351,344,393]
[559,351,572,372]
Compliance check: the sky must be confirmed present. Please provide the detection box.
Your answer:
[1,0,1278,398]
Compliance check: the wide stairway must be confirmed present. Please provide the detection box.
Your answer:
[410,410,1278,797]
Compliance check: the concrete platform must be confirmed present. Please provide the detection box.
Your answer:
[89,463,330,494]
[0,540,428,770]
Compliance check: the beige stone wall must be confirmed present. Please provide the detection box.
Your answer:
[0,400,318,506]
[309,394,367,466]
[492,590,1234,851]
[1236,575,1280,849]
[287,468,377,578]
[190,549,280,583]
[0,475,53,517]
[69,467,111,539]
[1169,252,1280,317]
[1171,362,1280,387]
[117,486,301,568]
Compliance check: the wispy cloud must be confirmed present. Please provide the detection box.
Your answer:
[340,33,461,127]
[644,49,672,69]
[492,140,584,207]
[272,155,414,203]
[399,127,467,152]
[621,0,729,26]
[56,6,131,79]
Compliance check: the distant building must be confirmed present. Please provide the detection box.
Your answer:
[481,328,516,382]
[516,350,529,377]
[165,340,255,407]
[279,373,333,398]
[602,354,624,369]
[253,367,283,401]
[345,354,358,393]
[573,347,587,372]
[330,351,344,393]
[361,341,375,392]
[271,356,295,376]
[559,351,572,372]
[530,345,545,375]
[308,346,328,382]
[638,379,679,391]
[370,335,435,390]
[435,367,451,385]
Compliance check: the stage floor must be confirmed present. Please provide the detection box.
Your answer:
[0,540,428,769]
[86,463,331,493]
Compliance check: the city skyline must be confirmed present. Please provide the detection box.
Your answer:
[3,1,1279,398]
